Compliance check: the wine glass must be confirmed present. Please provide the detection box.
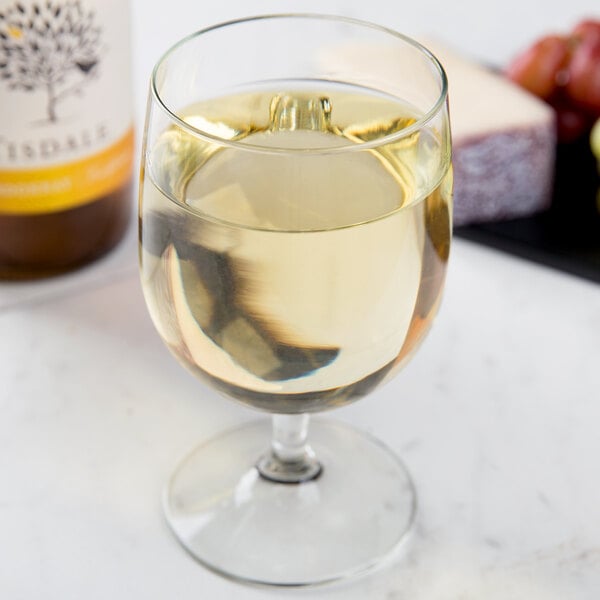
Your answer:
[139,14,451,587]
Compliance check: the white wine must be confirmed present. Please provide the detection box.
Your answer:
[140,84,452,412]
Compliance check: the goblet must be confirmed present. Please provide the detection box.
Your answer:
[139,14,451,587]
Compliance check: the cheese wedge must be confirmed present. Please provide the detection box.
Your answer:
[323,39,556,225]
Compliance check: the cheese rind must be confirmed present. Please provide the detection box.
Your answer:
[453,122,555,224]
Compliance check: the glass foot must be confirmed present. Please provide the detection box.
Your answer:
[163,419,416,587]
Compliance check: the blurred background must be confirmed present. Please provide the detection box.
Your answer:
[131,0,599,120]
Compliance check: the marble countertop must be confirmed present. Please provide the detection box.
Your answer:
[2,1,600,598]
[2,230,599,599]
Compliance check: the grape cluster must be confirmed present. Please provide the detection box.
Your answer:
[506,19,600,143]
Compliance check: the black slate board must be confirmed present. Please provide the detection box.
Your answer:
[455,138,600,283]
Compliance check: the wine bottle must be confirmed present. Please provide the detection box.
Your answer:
[0,0,134,278]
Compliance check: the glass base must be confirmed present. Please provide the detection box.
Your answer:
[163,419,416,587]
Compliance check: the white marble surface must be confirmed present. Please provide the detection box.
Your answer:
[2,1,600,598]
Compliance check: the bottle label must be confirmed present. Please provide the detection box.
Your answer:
[0,0,133,214]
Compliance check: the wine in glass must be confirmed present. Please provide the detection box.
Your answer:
[139,14,451,587]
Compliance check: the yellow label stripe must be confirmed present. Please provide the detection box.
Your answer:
[0,127,134,215]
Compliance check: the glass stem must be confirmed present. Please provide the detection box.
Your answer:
[257,414,322,484]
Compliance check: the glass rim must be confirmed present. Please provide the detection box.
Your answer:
[150,13,449,155]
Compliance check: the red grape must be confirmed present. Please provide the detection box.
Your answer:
[505,21,600,142]
[572,19,600,43]
[565,35,600,116]
[553,102,592,143]
[505,35,570,99]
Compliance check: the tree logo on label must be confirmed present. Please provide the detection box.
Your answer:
[0,1,102,123]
